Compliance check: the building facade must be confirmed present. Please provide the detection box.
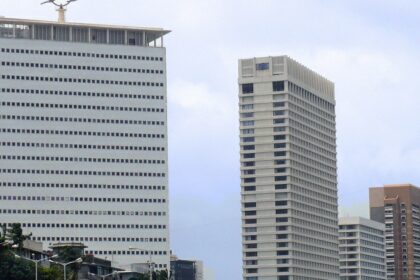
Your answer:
[170,255,203,280]
[0,17,170,268]
[370,184,420,280]
[339,217,386,280]
[239,56,339,280]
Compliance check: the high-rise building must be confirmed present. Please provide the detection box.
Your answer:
[239,56,339,280]
[370,184,420,280]
[0,17,170,268]
[338,217,386,280]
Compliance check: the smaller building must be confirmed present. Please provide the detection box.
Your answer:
[339,217,386,280]
[20,240,49,260]
[171,255,203,280]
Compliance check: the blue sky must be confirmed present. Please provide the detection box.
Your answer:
[3,1,420,279]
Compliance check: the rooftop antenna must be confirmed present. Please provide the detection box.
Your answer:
[41,0,78,23]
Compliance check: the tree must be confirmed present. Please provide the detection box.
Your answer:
[39,266,63,280]
[0,251,34,280]
[0,224,6,243]
[6,223,31,250]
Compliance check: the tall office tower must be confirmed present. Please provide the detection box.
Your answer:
[370,184,420,280]
[239,56,339,280]
[338,217,386,280]
[0,17,170,268]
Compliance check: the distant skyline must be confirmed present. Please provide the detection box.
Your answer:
[2,1,420,279]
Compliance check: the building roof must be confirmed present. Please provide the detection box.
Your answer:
[339,216,384,230]
[0,17,170,35]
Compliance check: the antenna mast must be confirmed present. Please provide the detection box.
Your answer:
[41,0,78,23]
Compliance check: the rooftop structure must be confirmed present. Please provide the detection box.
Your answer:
[0,17,169,47]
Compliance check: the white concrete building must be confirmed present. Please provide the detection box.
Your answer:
[239,56,339,279]
[0,17,170,269]
[339,217,386,280]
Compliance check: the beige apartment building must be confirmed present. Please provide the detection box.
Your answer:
[370,184,420,280]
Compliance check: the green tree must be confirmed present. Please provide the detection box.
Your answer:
[6,223,31,250]
[0,251,34,280]
[39,266,63,280]
[57,246,83,262]
[0,224,6,243]
[139,274,149,280]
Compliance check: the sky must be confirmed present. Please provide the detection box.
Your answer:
[2,0,420,279]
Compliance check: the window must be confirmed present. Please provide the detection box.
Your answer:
[275,184,287,190]
[242,137,255,143]
[244,202,256,208]
[242,129,254,135]
[273,102,285,107]
[245,219,257,224]
[242,121,254,127]
[244,178,256,183]
[275,201,287,206]
[243,145,255,151]
[242,83,254,94]
[256,63,269,71]
[273,81,285,92]
[243,153,255,159]
[241,112,254,118]
[241,104,254,110]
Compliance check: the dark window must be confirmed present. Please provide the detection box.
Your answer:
[242,137,255,143]
[243,153,255,159]
[246,268,258,274]
[274,135,286,141]
[276,201,287,206]
[256,63,269,71]
[273,81,285,92]
[245,211,257,216]
[244,202,256,208]
[275,184,287,190]
[245,219,257,224]
[277,267,289,272]
[243,145,255,151]
[277,250,289,256]
[244,186,256,191]
[242,83,254,94]
[275,176,287,181]
[273,102,285,107]
[274,152,286,157]
[244,178,256,183]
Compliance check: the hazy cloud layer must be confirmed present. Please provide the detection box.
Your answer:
[3,1,420,279]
